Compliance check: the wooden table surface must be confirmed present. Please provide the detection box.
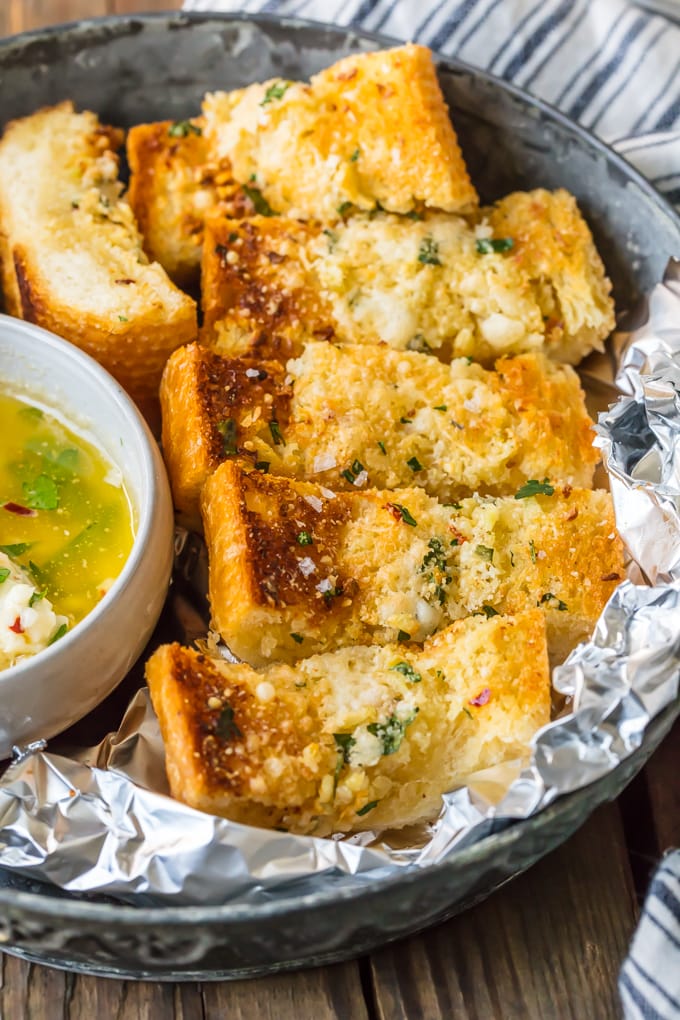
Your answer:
[0,1,678,1017]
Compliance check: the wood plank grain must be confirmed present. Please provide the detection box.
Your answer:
[644,720,680,851]
[0,0,110,36]
[201,963,370,1020]
[369,803,637,1020]
[113,0,182,12]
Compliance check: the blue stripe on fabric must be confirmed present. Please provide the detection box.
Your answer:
[350,0,382,22]
[567,13,649,120]
[589,22,668,130]
[363,0,405,32]
[619,971,667,1020]
[488,0,546,71]
[413,0,458,42]
[630,957,680,1012]
[522,0,589,87]
[454,0,507,51]
[618,132,680,152]
[631,59,680,131]
[646,908,680,953]
[500,0,577,80]
[654,869,680,913]
[654,94,680,130]
[554,5,635,106]
[429,0,485,52]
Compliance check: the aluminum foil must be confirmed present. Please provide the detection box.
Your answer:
[0,267,679,906]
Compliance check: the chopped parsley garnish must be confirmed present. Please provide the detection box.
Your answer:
[356,800,379,816]
[337,201,352,216]
[420,536,452,605]
[407,456,423,472]
[118,315,128,323]
[377,440,387,456]
[296,531,313,546]
[349,148,360,162]
[341,460,366,485]
[390,661,422,683]
[18,406,43,421]
[291,632,304,643]
[269,420,285,446]
[475,544,494,562]
[406,210,423,221]
[397,630,411,642]
[529,539,537,564]
[368,708,419,756]
[434,404,447,412]
[216,417,238,456]
[334,732,355,763]
[540,592,569,611]
[260,81,290,105]
[215,704,241,741]
[254,461,270,473]
[407,335,431,353]
[476,237,514,254]
[323,227,338,251]
[47,622,68,646]
[387,502,417,527]
[400,416,413,424]
[417,235,441,266]
[23,475,59,511]
[0,568,9,583]
[242,184,275,216]
[481,604,499,618]
[29,590,46,607]
[168,120,202,138]
[514,478,555,499]
[462,706,473,719]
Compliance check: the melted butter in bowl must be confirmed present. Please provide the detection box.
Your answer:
[0,391,135,659]
[0,314,173,755]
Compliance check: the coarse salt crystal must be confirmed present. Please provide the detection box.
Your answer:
[298,557,316,577]
[313,453,336,472]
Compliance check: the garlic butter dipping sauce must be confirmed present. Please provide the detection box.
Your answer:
[0,389,134,669]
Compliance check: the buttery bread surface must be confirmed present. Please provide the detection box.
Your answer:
[147,610,550,835]
[200,198,613,365]
[202,44,478,221]
[201,462,623,667]
[161,341,598,529]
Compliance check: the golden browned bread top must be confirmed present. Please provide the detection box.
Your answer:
[147,609,550,835]
[202,44,479,221]
[160,340,598,529]
[201,462,623,666]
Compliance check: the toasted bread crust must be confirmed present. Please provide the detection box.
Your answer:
[483,189,615,363]
[147,610,550,834]
[161,342,598,527]
[202,44,478,220]
[201,462,623,666]
[126,118,254,290]
[0,102,197,404]
[160,343,288,530]
[200,199,613,364]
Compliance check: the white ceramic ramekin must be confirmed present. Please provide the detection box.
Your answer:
[0,314,174,756]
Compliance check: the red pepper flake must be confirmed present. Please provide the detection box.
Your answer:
[469,687,491,707]
[3,501,37,517]
[9,616,23,634]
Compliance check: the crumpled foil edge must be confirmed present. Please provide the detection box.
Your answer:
[0,263,679,907]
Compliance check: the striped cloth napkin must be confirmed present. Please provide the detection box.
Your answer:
[183,1,679,1015]
[183,0,680,210]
